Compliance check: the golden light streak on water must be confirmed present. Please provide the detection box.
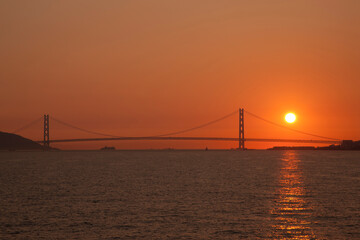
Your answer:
[271,151,316,239]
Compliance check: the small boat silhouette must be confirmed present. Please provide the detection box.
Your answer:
[100,146,115,150]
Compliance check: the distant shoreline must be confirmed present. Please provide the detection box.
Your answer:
[2,148,360,152]
[1,131,359,152]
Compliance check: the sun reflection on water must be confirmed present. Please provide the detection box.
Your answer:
[271,151,316,239]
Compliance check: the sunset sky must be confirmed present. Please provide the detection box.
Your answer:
[1,1,359,149]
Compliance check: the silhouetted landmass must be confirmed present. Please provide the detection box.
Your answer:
[0,131,44,151]
[318,140,360,150]
[268,140,360,150]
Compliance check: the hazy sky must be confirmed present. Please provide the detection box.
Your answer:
[1,1,359,149]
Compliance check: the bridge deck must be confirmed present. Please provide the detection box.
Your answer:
[36,136,340,144]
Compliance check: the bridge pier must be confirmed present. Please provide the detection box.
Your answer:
[43,114,50,149]
[239,108,245,150]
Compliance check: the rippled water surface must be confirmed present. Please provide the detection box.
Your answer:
[1,150,359,239]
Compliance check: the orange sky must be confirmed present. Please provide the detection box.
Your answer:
[1,1,359,149]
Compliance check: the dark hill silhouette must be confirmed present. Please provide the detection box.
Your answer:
[0,131,44,150]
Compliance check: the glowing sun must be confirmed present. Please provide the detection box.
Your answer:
[285,113,296,123]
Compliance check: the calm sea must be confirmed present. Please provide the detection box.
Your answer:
[0,150,359,239]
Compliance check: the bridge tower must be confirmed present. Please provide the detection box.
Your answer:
[43,114,50,148]
[239,108,245,150]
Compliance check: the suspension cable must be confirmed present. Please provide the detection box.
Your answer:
[244,110,340,141]
[12,116,43,134]
[50,117,124,138]
[147,110,238,137]
[49,110,238,138]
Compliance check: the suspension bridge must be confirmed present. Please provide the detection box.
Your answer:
[11,109,341,150]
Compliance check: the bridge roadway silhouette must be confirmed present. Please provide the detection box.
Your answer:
[35,136,340,145]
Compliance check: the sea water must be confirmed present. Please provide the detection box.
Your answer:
[0,150,359,239]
